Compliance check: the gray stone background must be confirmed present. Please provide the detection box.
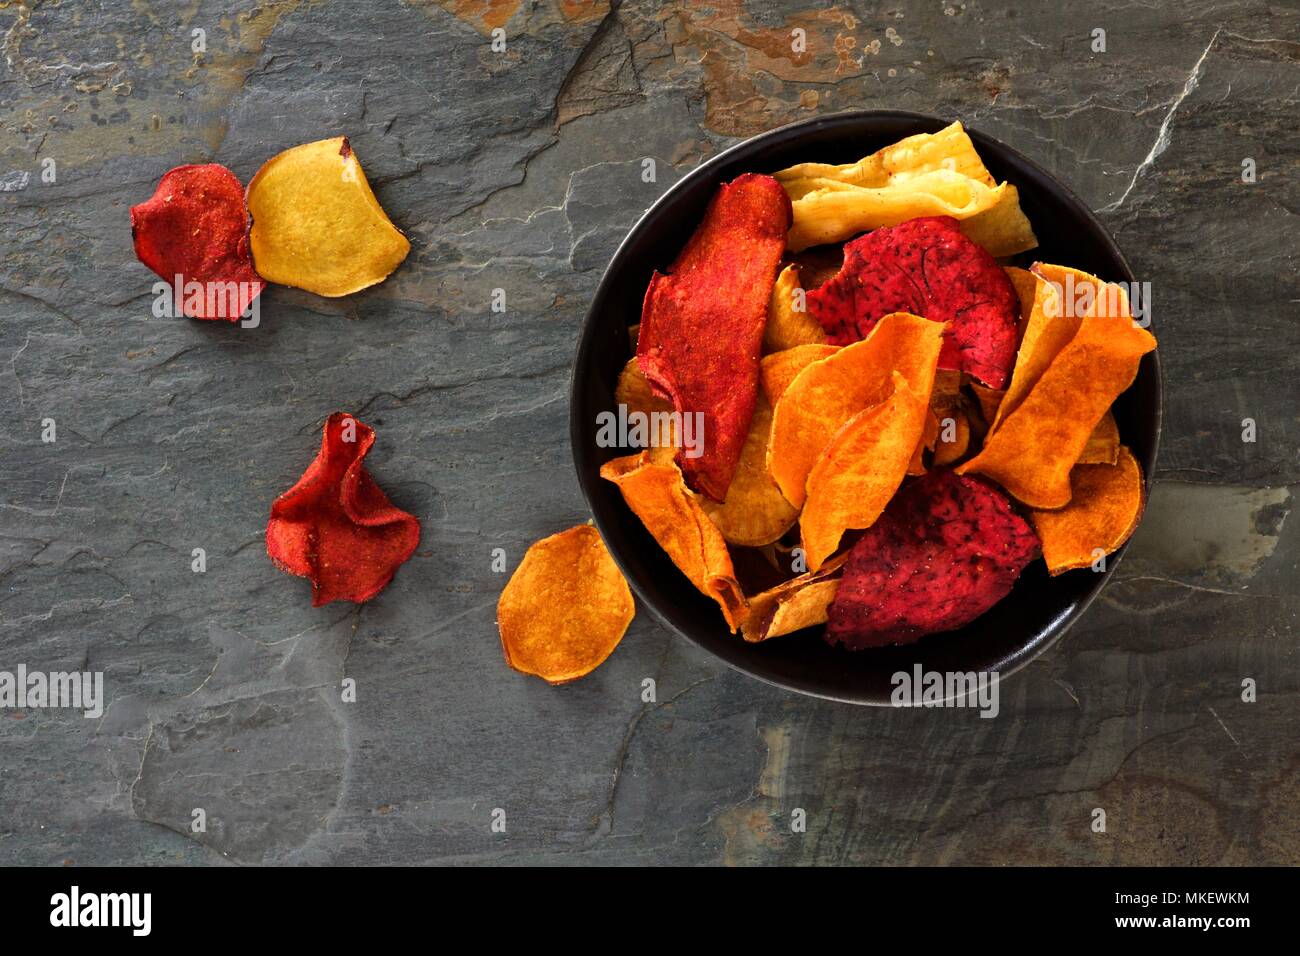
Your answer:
[0,0,1296,865]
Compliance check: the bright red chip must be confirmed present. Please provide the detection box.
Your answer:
[636,173,792,501]
[267,413,420,606]
[825,469,1038,649]
[130,164,265,321]
[807,216,1019,388]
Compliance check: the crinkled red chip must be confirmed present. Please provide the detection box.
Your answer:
[130,164,265,322]
[267,413,420,606]
[637,173,792,501]
[826,469,1038,649]
[807,216,1019,388]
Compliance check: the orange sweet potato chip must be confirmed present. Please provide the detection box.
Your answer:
[497,525,635,684]
[740,553,848,643]
[700,395,799,547]
[1078,409,1120,465]
[958,300,1155,508]
[1003,265,1037,340]
[991,263,1128,434]
[801,371,930,571]
[763,263,828,352]
[767,312,943,508]
[1030,446,1145,574]
[759,344,839,405]
[600,452,746,632]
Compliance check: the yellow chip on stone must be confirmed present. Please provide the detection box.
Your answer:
[247,136,410,296]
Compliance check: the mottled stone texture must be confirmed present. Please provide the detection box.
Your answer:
[0,1,1296,865]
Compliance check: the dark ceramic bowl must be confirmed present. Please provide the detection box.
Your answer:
[570,110,1161,704]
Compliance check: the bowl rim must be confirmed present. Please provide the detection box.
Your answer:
[569,108,1163,705]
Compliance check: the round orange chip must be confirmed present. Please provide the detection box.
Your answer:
[1030,446,1145,575]
[498,525,634,684]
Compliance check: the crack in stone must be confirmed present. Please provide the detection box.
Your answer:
[1100,28,1221,212]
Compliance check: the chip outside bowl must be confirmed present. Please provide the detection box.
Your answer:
[570,110,1162,705]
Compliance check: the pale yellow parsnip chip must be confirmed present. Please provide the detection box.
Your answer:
[956,183,1038,258]
[600,452,746,632]
[497,525,634,685]
[801,372,930,572]
[767,312,943,508]
[247,136,410,296]
[784,173,1036,255]
[699,395,799,547]
[774,122,996,191]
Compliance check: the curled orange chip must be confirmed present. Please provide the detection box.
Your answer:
[247,136,410,296]
[768,312,943,508]
[763,264,827,352]
[600,452,746,632]
[700,395,799,547]
[971,382,1004,426]
[1078,409,1120,465]
[759,344,838,405]
[959,269,1155,508]
[740,554,848,643]
[1003,265,1037,340]
[1030,446,1145,574]
[497,525,634,684]
[991,263,1128,434]
[801,371,929,571]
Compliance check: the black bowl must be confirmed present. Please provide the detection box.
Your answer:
[570,110,1161,704]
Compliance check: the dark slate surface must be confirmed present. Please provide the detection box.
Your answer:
[1,1,1296,865]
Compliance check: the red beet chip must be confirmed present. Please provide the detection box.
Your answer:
[807,216,1019,388]
[267,413,420,606]
[826,469,1039,649]
[637,173,792,501]
[130,164,265,322]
